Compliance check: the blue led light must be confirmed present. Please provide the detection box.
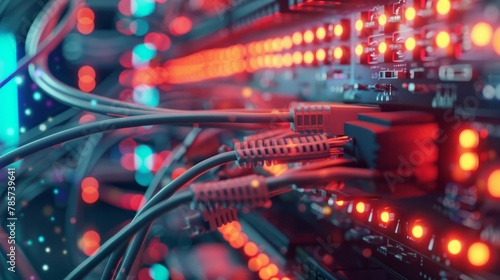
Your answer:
[131,0,155,18]
[132,43,156,66]
[33,91,42,101]
[134,171,153,186]
[149,264,170,280]
[133,86,159,107]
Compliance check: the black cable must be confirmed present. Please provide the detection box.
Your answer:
[63,191,193,280]
[0,112,291,168]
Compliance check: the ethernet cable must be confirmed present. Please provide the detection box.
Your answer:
[0,111,291,168]
[112,133,347,279]
[64,166,379,279]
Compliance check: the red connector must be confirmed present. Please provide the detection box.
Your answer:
[191,175,269,209]
[235,135,331,166]
[289,103,380,135]
[185,206,238,236]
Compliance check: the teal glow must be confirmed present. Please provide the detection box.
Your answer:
[133,86,159,107]
[90,99,97,106]
[149,264,169,280]
[25,108,31,116]
[132,43,156,66]
[134,144,153,173]
[33,91,42,101]
[131,0,155,17]
[130,19,149,36]
[0,33,19,164]
[27,240,33,246]
[38,236,45,243]
[134,171,153,186]
[14,76,23,85]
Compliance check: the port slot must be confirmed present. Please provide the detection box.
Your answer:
[438,64,473,82]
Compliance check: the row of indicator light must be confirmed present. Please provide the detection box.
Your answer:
[353,0,453,34]
[165,23,500,83]
[335,200,492,267]
[340,23,499,65]
[165,47,354,84]
[218,222,290,280]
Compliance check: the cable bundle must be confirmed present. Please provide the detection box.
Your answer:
[191,175,270,210]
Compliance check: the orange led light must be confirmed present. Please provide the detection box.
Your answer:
[459,129,479,148]
[405,7,416,21]
[411,225,424,238]
[257,253,270,267]
[405,37,416,51]
[303,51,314,64]
[292,51,303,64]
[355,44,363,56]
[264,39,273,53]
[435,31,451,48]
[493,28,500,55]
[316,49,326,61]
[335,200,344,206]
[244,242,259,256]
[467,242,490,266]
[282,53,293,67]
[378,14,387,26]
[487,169,500,198]
[459,152,479,171]
[272,38,283,52]
[355,202,365,213]
[380,211,390,223]
[304,30,314,44]
[447,239,462,255]
[316,27,326,40]
[292,32,303,45]
[436,0,451,15]
[333,47,343,59]
[282,36,293,49]
[378,42,387,53]
[334,24,343,36]
[471,22,493,47]
[355,19,363,31]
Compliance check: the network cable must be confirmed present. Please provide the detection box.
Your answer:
[64,165,379,279]
[0,111,291,168]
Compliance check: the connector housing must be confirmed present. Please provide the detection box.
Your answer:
[344,111,438,186]
[290,103,380,135]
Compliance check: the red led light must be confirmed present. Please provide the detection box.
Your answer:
[145,32,171,51]
[169,16,192,36]
[79,230,100,256]
[77,7,95,35]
